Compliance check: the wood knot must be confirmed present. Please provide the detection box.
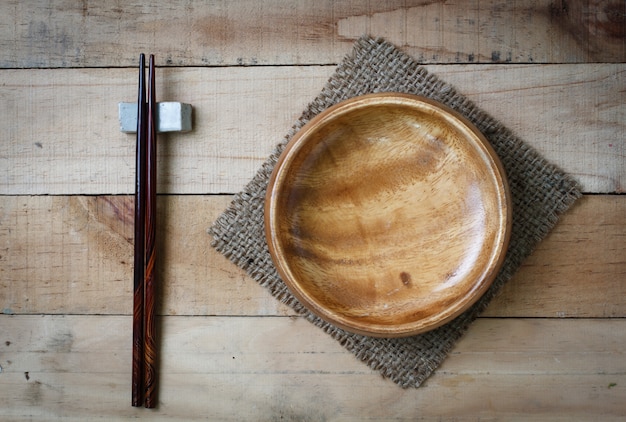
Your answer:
[400,272,412,287]
[600,1,626,39]
[549,1,569,18]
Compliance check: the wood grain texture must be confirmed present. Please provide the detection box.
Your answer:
[0,64,623,195]
[0,66,327,195]
[0,315,624,421]
[0,195,290,317]
[131,54,147,408]
[266,94,511,336]
[2,2,624,417]
[337,0,626,64]
[0,195,623,318]
[485,194,626,318]
[142,55,158,409]
[0,0,623,68]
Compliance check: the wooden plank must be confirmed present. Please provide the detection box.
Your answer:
[1,195,624,318]
[0,66,328,195]
[0,195,290,317]
[1,0,624,68]
[430,64,626,194]
[484,194,626,318]
[0,315,624,420]
[337,0,626,64]
[0,64,623,195]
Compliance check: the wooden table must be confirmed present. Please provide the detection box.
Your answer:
[1,1,624,420]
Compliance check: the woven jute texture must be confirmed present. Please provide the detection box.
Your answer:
[209,36,582,388]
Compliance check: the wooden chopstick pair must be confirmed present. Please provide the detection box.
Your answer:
[132,53,158,408]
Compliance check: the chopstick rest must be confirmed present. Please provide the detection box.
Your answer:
[119,101,192,133]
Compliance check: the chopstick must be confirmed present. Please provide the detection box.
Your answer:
[131,53,158,408]
[143,54,158,409]
[132,53,147,408]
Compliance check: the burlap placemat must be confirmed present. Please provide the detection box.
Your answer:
[209,36,582,388]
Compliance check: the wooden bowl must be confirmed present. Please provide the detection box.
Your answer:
[265,93,511,337]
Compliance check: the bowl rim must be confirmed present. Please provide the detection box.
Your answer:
[265,92,512,337]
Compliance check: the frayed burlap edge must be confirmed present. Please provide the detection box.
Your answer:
[209,36,582,388]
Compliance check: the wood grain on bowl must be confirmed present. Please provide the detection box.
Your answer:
[265,93,511,337]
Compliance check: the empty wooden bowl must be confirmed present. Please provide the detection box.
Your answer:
[265,93,511,337]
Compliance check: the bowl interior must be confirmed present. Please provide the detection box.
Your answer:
[265,94,510,337]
